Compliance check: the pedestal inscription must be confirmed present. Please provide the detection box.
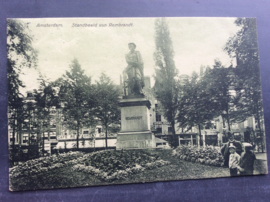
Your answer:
[116,97,155,150]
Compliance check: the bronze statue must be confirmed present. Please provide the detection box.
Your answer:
[123,43,145,96]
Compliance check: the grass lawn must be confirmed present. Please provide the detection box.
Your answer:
[10,149,232,191]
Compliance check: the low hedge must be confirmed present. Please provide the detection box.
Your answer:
[172,145,224,167]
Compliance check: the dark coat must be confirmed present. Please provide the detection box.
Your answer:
[221,140,243,167]
[239,151,256,175]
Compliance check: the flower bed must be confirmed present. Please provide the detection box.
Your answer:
[72,150,170,181]
[10,150,170,182]
[9,151,84,178]
[172,145,224,167]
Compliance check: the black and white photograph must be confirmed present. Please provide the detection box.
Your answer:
[7,17,268,191]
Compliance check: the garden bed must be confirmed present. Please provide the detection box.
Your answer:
[72,150,170,181]
[9,151,84,179]
[172,145,224,167]
[9,149,230,191]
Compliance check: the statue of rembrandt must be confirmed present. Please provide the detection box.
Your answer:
[123,43,145,96]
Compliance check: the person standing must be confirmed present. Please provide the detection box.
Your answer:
[221,132,243,167]
[239,143,256,175]
[228,144,242,176]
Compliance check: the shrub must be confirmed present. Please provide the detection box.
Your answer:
[173,145,224,167]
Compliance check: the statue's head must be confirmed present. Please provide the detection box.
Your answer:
[128,43,136,50]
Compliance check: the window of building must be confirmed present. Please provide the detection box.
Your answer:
[155,103,162,121]
[168,127,172,133]
[156,127,162,134]
[83,131,89,134]
[98,128,101,133]
[44,132,48,140]
[156,114,161,122]
[30,134,37,142]
[50,134,56,140]
[10,138,15,143]
[23,135,29,144]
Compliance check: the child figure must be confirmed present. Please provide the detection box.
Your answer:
[228,144,241,176]
[239,143,256,175]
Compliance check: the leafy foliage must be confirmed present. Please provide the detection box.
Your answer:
[201,60,237,130]
[224,18,263,132]
[58,59,96,148]
[33,77,61,156]
[7,19,38,165]
[177,72,217,135]
[94,73,121,148]
[7,19,38,108]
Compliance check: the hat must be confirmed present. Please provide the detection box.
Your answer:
[128,43,136,48]
[242,142,253,150]
[229,143,236,149]
[242,142,252,148]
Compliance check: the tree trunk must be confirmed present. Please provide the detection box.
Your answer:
[11,110,16,166]
[105,126,108,149]
[171,121,176,148]
[226,108,231,131]
[77,127,80,149]
[198,124,202,146]
[18,122,22,161]
[94,136,96,151]
[43,132,45,156]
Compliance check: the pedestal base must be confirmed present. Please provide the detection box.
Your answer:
[116,131,155,150]
[116,97,155,150]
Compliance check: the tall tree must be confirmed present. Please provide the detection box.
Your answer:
[7,19,37,165]
[177,71,218,145]
[224,18,263,135]
[202,60,237,132]
[33,76,60,156]
[59,59,96,149]
[153,18,179,148]
[94,73,121,149]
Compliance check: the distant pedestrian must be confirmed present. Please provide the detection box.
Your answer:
[228,144,241,176]
[239,143,256,176]
[221,132,243,167]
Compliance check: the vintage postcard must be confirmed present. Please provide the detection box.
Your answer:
[8,17,267,191]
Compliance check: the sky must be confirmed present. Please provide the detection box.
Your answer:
[15,17,240,94]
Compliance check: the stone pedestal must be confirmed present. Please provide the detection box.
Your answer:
[116,97,156,150]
